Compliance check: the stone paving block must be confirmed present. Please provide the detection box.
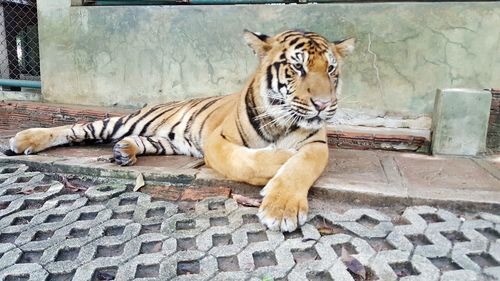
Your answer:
[478,212,500,224]
[238,240,294,278]
[194,196,238,216]
[114,253,167,281]
[163,250,218,281]
[455,220,491,253]
[401,254,440,281]
[85,183,127,201]
[369,249,411,281]
[0,166,496,280]
[440,270,480,281]
[0,247,21,271]
[0,263,48,281]
[413,229,452,258]
[282,237,337,281]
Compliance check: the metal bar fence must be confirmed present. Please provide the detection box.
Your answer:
[0,0,39,90]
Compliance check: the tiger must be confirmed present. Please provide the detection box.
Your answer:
[8,30,355,232]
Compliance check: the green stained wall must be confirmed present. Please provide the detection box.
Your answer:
[38,1,500,121]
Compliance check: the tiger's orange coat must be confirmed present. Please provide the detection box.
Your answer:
[9,30,355,232]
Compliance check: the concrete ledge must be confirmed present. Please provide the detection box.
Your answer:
[0,143,498,212]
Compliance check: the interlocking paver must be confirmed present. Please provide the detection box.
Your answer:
[0,164,497,280]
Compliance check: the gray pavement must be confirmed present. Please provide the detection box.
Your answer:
[0,164,500,281]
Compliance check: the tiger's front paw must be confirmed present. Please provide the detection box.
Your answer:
[9,128,52,155]
[257,180,309,232]
[113,139,138,166]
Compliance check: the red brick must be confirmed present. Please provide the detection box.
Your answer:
[180,186,231,201]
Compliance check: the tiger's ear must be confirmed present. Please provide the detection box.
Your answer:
[243,30,272,58]
[331,37,356,58]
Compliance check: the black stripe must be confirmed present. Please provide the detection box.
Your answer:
[184,98,221,137]
[295,42,305,50]
[157,140,166,154]
[170,99,206,133]
[88,124,96,139]
[119,106,164,139]
[235,116,249,147]
[245,85,272,142]
[138,106,178,136]
[110,116,124,140]
[220,132,228,140]
[100,118,110,140]
[196,102,225,151]
[299,129,319,145]
[309,140,327,144]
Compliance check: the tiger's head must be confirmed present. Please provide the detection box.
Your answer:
[244,30,355,129]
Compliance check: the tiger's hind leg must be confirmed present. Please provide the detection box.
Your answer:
[9,116,123,155]
[113,136,174,166]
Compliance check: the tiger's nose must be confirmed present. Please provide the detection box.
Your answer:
[311,98,331,111]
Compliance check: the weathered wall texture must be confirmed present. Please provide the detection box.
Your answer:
[38,1,500,125]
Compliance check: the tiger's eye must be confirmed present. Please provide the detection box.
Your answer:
[327,65,335,73]
[293,63,303,70]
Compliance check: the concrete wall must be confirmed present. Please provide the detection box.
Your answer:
[38,1,500,126]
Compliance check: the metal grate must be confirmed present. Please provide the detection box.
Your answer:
[0,0,40,86]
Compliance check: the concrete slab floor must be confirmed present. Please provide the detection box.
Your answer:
[1,130,499,210]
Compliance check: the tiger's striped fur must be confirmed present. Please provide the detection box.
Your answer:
[9,30,355,232]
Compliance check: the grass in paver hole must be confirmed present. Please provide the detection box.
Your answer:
[95,244,125,258]
[476,227,500,241]
[284,229,303,240]
[111,210,134,220]
[92,267,117,281]
[212,234,233,246]
[306,271,334,281]
[55,247,80,261]
[119,197,138,206]
[176,237,196,251]
[78,212,98,221]
[104,225,125,236]
[419,213,445,224]
[429,257,462,271]
[253,251,277,268]
[440,231,470,243]
[247,231,268,243]
[69,228,89,238]
[18,250,43,263]
[177,260,200,275]
[21,199,43,210]
[242,214,259,224]
[145,207,165,218]
[139,223,161,235]
[45,214,65,223]
[12,216,32,225]
[389,262,418,278]
[367,238,395,251]
[332,242,358,257]
[217,256,240,272]
[176,219,195,230]
[209,216,229,226]
[5,275,29,281]
[208,201,225,211]
[292,247,319,263]
[1,167,18,174]
[138,265,163,279]
[355,215,379,228]
[14,176,31,183]
[405,234,432,246]
[32,230,54,241]
[467,253,500,268]
[140,241,163,254]
[47,271,76,281]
